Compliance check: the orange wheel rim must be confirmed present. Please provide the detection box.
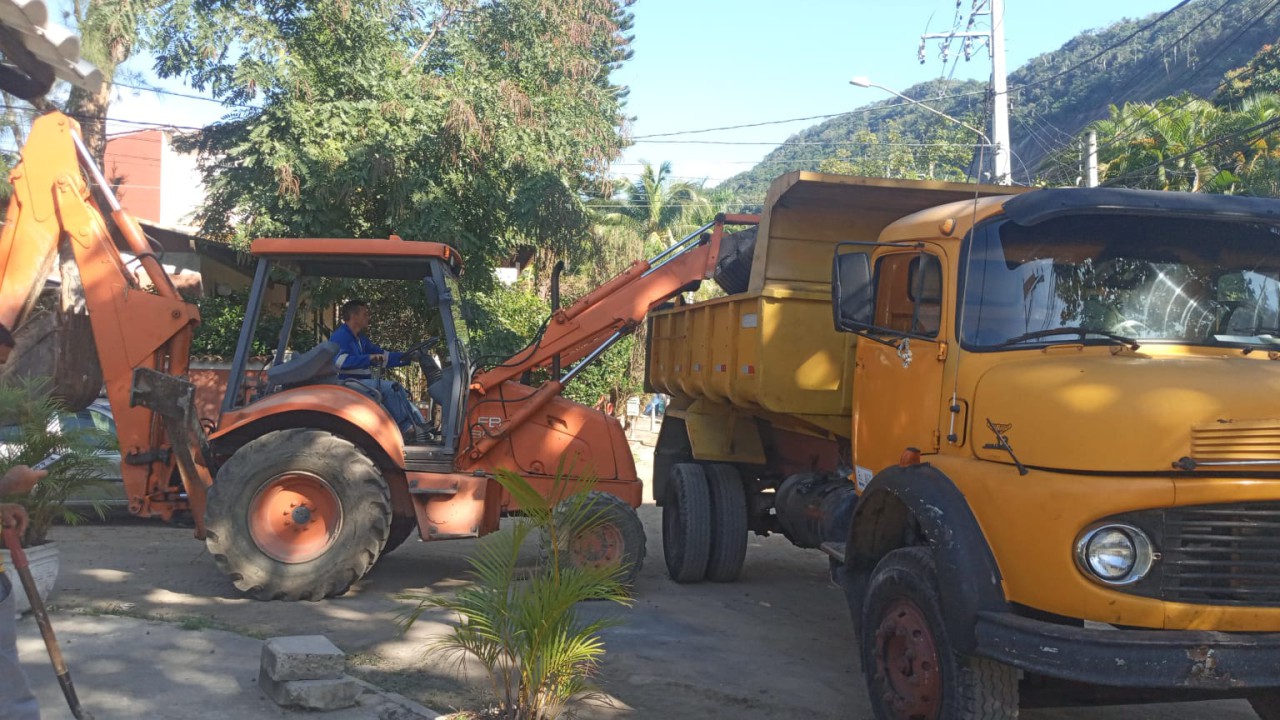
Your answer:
[874,599,943,720]
[248,472,342,564]
[570,523,625,569]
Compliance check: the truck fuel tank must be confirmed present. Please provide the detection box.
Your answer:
[774,472,858,549]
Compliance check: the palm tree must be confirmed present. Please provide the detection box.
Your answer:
[598,161,710,259]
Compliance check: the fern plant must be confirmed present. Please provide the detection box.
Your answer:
[0,377,113,546]
[399,466,633,720]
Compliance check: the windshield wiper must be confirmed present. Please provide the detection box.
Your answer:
[990,326,1140,351]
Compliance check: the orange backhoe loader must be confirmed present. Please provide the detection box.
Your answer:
[0,109,757,599]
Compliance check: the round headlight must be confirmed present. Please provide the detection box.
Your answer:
[1075,524,1155,586]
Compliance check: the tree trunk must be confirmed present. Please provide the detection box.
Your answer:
[65,81,113,168]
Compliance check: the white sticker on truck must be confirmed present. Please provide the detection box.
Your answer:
[855,466,874,492]
[741,313,758,328]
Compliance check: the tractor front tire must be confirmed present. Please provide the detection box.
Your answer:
[205,429,391,601]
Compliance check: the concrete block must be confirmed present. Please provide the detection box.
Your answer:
[258,666,362,710]
[261,635,346,681]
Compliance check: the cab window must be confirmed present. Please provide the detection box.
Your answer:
[874,253,943,337]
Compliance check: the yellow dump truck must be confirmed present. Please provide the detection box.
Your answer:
[649,171,1280,719]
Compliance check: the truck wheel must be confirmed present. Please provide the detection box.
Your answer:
[862,547,1018,720]
[704,463,748,582]
[205,429,391,601]
[380,514,417,557]
[1250,692,1280,720]
[546,491,647,585]
[663,463,711,583]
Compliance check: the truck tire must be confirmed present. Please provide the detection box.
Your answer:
[205,429,391,601]
[862,547,1019,720]
[704,463,748,582]
[663,463,712,583]
[1250,692,1280,720]
[381,514,417,557]
[546,491,647,585]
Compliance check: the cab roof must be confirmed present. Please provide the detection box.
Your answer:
[249,235,463,279]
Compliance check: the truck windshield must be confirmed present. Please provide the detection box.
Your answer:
[962,214,1280,349]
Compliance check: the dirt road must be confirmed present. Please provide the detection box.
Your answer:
[43,425,1259,719]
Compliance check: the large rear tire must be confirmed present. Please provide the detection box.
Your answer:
[205,429,391,601]
[380,514,418,557]
[704,463,748,583]
[862,547,1019,720]
[548,491,647,585]
[662,463,711,583]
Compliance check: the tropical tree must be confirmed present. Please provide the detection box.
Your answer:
[151,0,635,283]
[1089,96,1234,191]
[590,161,712,261]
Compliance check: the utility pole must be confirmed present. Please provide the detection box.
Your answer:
[989,0,1011,184]
[919,0,1012,184]
[1085,129,1099,187]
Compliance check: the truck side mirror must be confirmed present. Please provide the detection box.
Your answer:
[422,277,440,307]
[832,251,874,332]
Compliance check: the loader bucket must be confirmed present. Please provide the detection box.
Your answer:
[0,305,102,411]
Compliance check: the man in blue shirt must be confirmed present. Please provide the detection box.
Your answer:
[330,299,429,440]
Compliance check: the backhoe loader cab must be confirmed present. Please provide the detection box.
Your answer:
[219,237,470,458]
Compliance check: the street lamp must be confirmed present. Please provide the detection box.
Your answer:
[848,76,1008,184]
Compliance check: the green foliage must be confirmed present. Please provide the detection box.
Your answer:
[190,290,286,358]
[464,274,639,408]
[152,0,635,280]
[398,467,631,720]
[1216,39,1280,108]
[818,117,977,182]
[722,78,989,198]
[1083,92,1280,194]
[0,377,112,547]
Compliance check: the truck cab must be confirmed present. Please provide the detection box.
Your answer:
[834,187,1280,718]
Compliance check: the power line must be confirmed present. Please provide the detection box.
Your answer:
[633,139,984,147]
[112,81,255,110]
[1007,0,1197,94]
[629,89,989,140]
[1042,0,1279,185]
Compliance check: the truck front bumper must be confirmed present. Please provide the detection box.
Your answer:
[976,611,1280,690]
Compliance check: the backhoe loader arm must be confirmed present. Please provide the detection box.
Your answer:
[472,214,759,393]
[0,112,209,526]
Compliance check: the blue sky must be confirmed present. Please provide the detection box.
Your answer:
[105,1,1181,186]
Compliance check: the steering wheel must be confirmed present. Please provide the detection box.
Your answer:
[403,336,440,360]
[1111,319,1151,337]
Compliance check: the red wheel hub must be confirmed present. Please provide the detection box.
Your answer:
[248,472,342,564]
[570,523,625,569]
[873,598,943,720]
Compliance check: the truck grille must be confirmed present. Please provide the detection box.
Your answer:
[1161,503,1280,607]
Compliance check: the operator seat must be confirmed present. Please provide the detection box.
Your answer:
[266,341,340,387]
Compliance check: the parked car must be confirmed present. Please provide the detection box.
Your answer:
[0,398,124,507]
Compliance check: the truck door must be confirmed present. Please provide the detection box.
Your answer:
[852,250,947,474]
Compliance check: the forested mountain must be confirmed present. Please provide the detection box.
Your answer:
[721,0,1280,198]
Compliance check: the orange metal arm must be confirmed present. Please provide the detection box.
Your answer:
[472,213,760,393]
[0,112,207,523]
